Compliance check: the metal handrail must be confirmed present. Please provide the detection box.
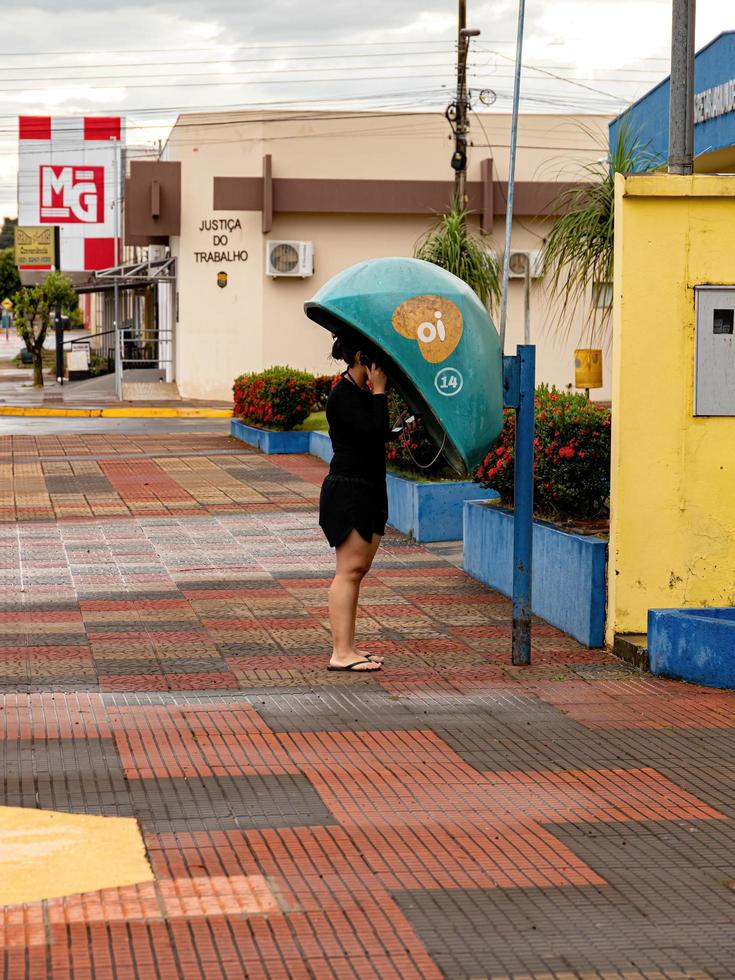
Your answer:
[63,328,117,349]
[115,321,174,398]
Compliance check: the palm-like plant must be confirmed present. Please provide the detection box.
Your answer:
[540,123,658,340]
[414,200,501,311]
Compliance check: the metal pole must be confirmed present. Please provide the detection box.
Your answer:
[498,0,527,352]
[53,226,63,385]
[512,344,535,665]
[668,0,695,174]
[54,306,63,384]
[115,319,123,398]
[523,258,531,345]
[113,139,122,398]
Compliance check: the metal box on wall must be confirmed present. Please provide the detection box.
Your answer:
[694,285,735,416]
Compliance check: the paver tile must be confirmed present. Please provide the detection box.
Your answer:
[0,430,732,978]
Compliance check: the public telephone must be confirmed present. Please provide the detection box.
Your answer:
[304,257,504,476]
[694,286,735,416]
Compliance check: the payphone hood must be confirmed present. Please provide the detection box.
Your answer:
[304,256,503,476]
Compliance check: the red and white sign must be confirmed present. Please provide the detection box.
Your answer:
[18,115,124,272]
[40,165,104,223]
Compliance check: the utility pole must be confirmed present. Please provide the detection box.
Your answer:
[449,0,480,207]
[668,0,696,174]
[498,0,527,352]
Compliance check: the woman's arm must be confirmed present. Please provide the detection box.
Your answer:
[329,379,394,441]
[366,364,394,442]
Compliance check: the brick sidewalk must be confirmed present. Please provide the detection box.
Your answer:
[1,430,734,978]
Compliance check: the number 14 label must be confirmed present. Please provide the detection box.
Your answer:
[434,367,464,397]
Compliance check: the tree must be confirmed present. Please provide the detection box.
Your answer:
[0,248,20,302]
[414,200,501,311]
[14,271,78,387]
[0,218,17,251]
[540,123,658,340]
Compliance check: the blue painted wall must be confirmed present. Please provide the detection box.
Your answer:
[609,32,735,168]
[648,608,735,688]
[387,474,497,542]
[463,501,607,647]
[308,431,333,464]
[230,419,311,454]
[231,420,495,543]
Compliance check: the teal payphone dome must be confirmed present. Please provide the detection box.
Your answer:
[304,257,503,477]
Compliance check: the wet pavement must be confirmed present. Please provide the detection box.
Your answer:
[0,424,734,978]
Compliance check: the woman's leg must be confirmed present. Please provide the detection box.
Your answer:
[329,530,382,669]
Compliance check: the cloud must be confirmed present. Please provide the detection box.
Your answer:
[0,0,730,214]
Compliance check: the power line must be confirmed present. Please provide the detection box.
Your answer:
[0,38,483,58]
[0,49,462,74]
[0,65,667,85]
[0,63,457,87]
[0,70,457,94]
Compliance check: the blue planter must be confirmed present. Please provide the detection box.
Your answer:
[231,419,311,454]
[648,608,735,688]
[231,419,495,543]
[387,473,497,543]
[463,501,607,647]
[308,431,334,464]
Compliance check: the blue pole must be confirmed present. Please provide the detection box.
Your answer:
[512,344,535,665]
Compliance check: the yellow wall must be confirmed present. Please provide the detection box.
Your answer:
[607,173,735,642]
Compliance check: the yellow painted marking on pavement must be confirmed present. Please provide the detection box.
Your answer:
[0,407,231,419]
[0,806,153,905]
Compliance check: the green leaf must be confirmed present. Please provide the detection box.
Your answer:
[414,199,501,311]
[540,121,660,341]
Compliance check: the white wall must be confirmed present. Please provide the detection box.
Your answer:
[165,111,613,402]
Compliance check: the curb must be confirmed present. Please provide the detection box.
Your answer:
[0,406,233,419]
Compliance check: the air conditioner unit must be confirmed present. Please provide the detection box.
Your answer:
[148,244,167,262]
[507,249,543,279]
[265,240,314,278]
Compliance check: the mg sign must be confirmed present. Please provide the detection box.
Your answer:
[17,115,124,273]
[39,166,104,223]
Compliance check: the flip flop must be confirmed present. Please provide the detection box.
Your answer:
[327,660,382,672]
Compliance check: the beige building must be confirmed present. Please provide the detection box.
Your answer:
[122,109,612,402]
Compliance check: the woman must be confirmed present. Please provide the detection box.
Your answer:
[319,329,394,673]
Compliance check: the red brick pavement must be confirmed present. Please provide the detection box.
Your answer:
[0,432,733,978]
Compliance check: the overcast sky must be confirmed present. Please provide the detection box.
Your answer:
[2,0,733,213]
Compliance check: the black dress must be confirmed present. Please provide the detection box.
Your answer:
[319,374,393,548]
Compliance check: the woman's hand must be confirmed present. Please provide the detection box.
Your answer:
[367,363,387,394]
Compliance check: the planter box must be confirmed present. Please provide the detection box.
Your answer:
[648,608,735,688]
[231,419,496,543]
[463,500,607,647]
[387,473,497,543]
[231,419,310,454]
[308,431,333,464]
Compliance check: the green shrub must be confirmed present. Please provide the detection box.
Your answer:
[475,384,611,519]
[233,366,315,430]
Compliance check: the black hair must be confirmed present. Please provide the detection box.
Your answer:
[330,328,379,368]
